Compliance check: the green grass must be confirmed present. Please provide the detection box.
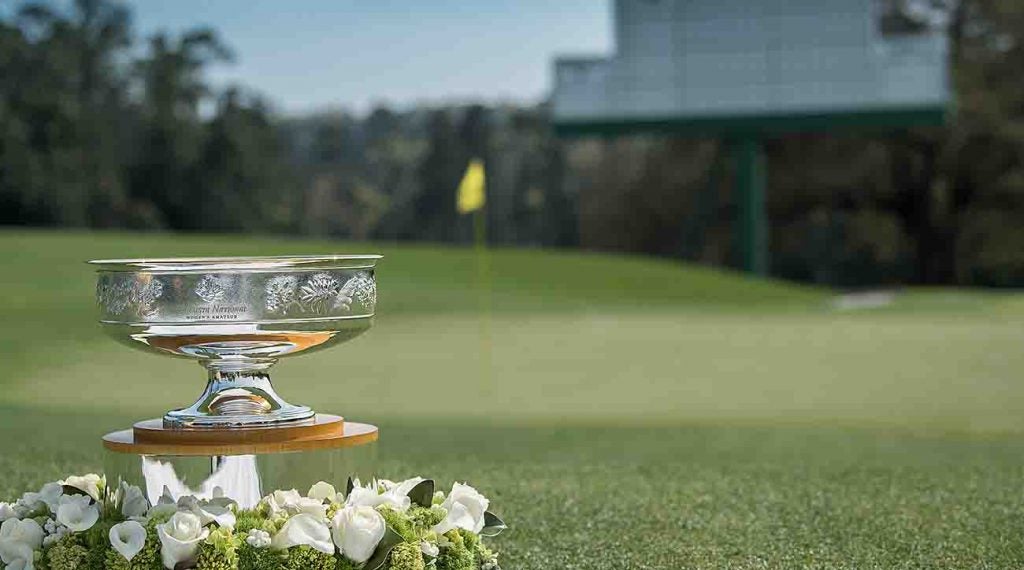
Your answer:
[1,228,1024,568]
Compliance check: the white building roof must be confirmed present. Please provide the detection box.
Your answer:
[552,0,950,134]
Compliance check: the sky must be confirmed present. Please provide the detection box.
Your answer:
[128,0,612,115]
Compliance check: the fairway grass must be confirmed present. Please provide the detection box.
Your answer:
[2,407,1024,568]
[1,229,1023,568]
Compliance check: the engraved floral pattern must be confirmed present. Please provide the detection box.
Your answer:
[97,278,131,315]
[298,273,341,314]
[98,270,374,322]
[194,275,232,304]
[97,275,164,318]
[134,278,164,318]
[273,272,375,315]
[341,273,376,312]
[265,275,298,314]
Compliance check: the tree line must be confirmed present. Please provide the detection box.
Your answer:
[2,0,1023,286]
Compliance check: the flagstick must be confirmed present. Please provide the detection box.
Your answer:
[474,208,493,395]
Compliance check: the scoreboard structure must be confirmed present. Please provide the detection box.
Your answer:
[551,0,951,274]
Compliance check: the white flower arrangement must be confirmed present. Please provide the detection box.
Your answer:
[0,473,505,570]
[331,505,386,563]
[109,520,146,561]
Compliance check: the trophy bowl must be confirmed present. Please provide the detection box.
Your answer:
[90,255,380,428]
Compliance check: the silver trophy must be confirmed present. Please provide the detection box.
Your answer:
[90,255,380,427]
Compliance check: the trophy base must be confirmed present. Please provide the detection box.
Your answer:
[163,404,315,429]
[164,365,316,428]
[102,416,378,509]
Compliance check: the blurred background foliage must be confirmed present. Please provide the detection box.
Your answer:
[2,0,1024,287]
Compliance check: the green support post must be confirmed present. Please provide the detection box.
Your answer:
[732,137,768,276]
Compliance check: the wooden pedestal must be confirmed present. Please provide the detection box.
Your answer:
[102,415,379,509]
[102,414,377,456]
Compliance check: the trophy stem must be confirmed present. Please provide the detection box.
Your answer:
[164,360,314,428]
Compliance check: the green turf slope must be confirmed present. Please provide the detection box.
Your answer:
[1,229,1023,569]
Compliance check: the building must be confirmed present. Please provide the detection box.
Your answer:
[551,0,950,274]
[552,0,949,134]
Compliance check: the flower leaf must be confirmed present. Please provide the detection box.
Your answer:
[407,479,434,508]
[362,526,405,570]
[480,511,506,537]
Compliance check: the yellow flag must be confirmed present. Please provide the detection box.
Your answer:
[457,158,486,214]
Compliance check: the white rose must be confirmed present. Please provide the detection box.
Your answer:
[36,483,63,513]
[432,502,477,536]
[0,518,43,568]
[61,474,103,501]
[263,490,325,520]
[270,513,333,555]
[420,540,439,558]
[433,483,489,534]
[307,481,337,503]
[0,517,44,547]
[345,480,411,513]
[177,496,236,529]
[345,486,383,508]
[109,521,146,561]
[0,503,17,522]
[55,494,99,533]
[264,489,302,517]
[0,544,33,570]
[156,511,209,569]
[119,483,150,519]
[15,492,44,517]
[245,529,271,548]
[331,506,385,564]
[357,477,425,513]
[295,497,328,520]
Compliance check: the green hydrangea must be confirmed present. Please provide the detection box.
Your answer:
[196,526,239,570]
[237,542,283,570]
[81,520,117,569]
[40,525,111,570]
[336,554,362,570]
[146,509,174,526]
[236,510,277,535]
[435,531,474,570]
[280,545,335,570]
[476,543,499,570]
[458,530,479,553]
[43,534,90,570]
[387,541,425,570]
[407,506,446,531]
[377,506,416,542]
[103,520,164,570]
[455,529,497,569]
